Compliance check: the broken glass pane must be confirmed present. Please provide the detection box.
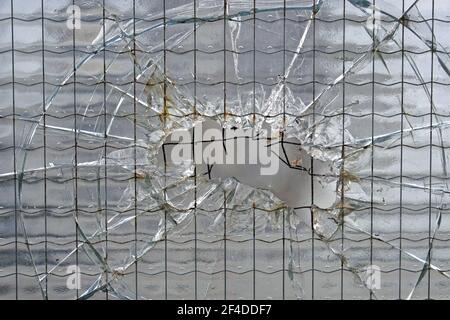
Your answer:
[0,0,449,300]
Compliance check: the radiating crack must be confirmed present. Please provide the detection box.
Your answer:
[2,0,450,299]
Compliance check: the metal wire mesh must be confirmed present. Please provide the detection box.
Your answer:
[0,0,450,300]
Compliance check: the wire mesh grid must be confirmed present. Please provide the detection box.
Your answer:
[0,0,450,300]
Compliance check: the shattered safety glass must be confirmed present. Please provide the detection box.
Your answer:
[1,0,450,300]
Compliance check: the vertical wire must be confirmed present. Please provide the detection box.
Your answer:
[72,0,79,299]
[399,0,405,300]
[252,0,256,125]
[282,0,287,300]
[282,207,285,300]
[310,0,316,300]
[193,0,198,301]
[162,142,168,300]
[163,0,168,301]
[252,0,256,301]
[252,205,256,300]
[282,0,286,127]
[132,0,138,300]
[41,0,48,300]
[370,0,376,301]
[102,0,108,300]
[10,0,18,300]
[224,191,227,300]
[222,0,227,289]
[223,0,227,122]
[428,0,435,300]
[340,0,346,300]
[223,0,227,301]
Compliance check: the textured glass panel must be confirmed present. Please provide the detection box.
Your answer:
[0,0,449,300]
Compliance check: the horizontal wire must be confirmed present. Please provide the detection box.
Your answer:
[2,233,450,248]
[2,78,450,89]
[3,15,450,24]
[3,46,448,56]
